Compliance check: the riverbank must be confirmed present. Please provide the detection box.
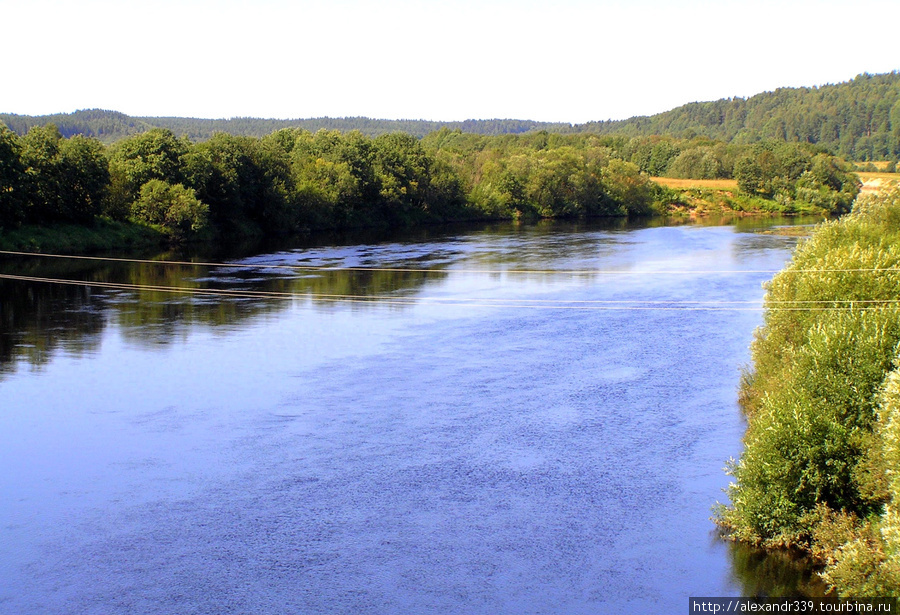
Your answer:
[0,181,840,256]
[717,186,900,597]
[0,219,168,254]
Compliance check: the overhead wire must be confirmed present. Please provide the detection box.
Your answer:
[3,272,900,312]
[3,249,900,276]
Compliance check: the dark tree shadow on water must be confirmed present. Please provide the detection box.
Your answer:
[727,540,833,598]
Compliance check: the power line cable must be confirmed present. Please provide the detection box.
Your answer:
[3,249,900,276]
[3,273,899,312]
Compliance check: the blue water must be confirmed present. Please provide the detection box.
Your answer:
[0,220,814,613]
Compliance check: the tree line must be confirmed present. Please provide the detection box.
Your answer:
[0,110,570,144]
[3,72,899,161]
[0,124,662,238]
[0,122,860,240]
[423,130,860,216]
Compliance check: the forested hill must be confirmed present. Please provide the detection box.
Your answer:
[0,111,570,143]
[3,71,899,160]
[581,72,900,161]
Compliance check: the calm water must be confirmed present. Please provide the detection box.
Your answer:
[0,219,827,614]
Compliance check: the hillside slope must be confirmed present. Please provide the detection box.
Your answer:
[583,72,900,161]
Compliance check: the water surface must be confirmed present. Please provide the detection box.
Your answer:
[0,219,823,614]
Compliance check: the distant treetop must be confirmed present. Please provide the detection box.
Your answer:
[3,71,899,161]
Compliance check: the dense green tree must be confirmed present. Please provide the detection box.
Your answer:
[733,153,768,196]
[0,122,27,228]
[19,125,108,224]
[20,125,64,222]
[108,128,188,190]
[667,146,726,179]
[733,141,858,213]
[57,135,110,223]
[602,159,656,215]
[106,128,189,213]
[130,179,208,238]
[372,132,432,223]
[3,116,865,238]
[183,132,295,234]
[583,73,900,161]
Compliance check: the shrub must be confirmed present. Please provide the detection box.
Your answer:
[720,188,900,555]
[131,179,208,238]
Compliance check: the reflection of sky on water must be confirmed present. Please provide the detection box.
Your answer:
[0,219,814,613]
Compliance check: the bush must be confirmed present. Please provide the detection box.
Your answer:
[818,367,900,596]
[720,188,900,555]
[131,179,208,238]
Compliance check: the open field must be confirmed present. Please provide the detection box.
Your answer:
[857,171,900,182]
[858,172,900,194]
[654,174,900,196]
[651,177,738,190]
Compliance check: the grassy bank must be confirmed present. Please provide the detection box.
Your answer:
[0,219,167,254]
[0,186,834,257]
[718,187,900,596]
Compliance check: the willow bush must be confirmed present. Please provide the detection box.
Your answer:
[719,188,900,595]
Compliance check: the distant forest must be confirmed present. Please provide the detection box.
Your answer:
[584,72,900,162]
[0,112,569,145]
[2,72,899,161]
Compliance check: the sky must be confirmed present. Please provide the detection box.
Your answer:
[3,0,899,124]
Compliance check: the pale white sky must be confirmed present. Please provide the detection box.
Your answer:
[3,0,898,123]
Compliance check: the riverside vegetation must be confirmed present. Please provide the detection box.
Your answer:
[0,121,861,252]
[718,187,900,596]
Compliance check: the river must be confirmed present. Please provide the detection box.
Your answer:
[0,218,827,614]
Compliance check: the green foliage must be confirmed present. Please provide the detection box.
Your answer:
[130,179,208,238]
[667,144,729,179]
[109,128,188,188]
[57,136,111,223]
[372,132,433,224]
[420,132,661,218]
[732,142,859,214]
[0,110,572,142]
[0,122,27,228]
[624,137,682,176]
[725,309,900,544]
[0,109,152,143]
[479,146,610,218]
[183,132,294,235]
[20,125,65,221]
[105,128,191,220]
[19,125,109,224]
[602,159,656,215]
[721,188,900,594]
[5,120,861,241]
[581,72,900,162]
[815,367,900,596]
